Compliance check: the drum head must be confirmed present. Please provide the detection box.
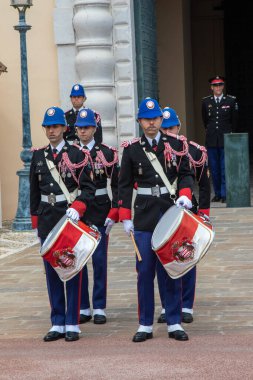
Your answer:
[152,205,183,250]
[41,215,68,255]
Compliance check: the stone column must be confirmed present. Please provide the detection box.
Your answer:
[54,0,138,147]
[73,0,116,146]
[112,0,139,149]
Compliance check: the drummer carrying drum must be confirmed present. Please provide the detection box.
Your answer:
[30,107,95,342]
[157,106,211,325]
[118,97,194,342]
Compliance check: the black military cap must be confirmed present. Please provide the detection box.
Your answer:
[208,75,225,85]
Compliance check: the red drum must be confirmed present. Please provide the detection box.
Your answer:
[151,205,214,279]
[41,215,101,282]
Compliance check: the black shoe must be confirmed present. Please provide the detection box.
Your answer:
[182,312,193,324]
[132,332,153,343]
[221,197,226,203]
[65,331,79,342]
[169,330,189,341]
[157,313,166,323]
[43,331,65,342]
[79,314,92,324]
[211,195,221,202]
[94,314,106,324]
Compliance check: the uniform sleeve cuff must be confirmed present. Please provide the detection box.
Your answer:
[31,215,38,229]
[107,208,119,222]
[71,200,87,217]
[198,208,210,217]
[179,188,192,200]
[119,207,131,222]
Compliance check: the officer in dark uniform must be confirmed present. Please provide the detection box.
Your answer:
[157,106,211,324]
[30,106,95,342]
[202,76,238,203]
[118,98,194,343]
[64,84,103,144]
[74,108,119,325]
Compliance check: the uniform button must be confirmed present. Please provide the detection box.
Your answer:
[216,121,218,124]
[216,127,218,129]
[216,116,219,119]
[155,174,159,178]
[50,183,54,187]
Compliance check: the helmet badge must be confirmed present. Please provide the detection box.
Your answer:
[146,100,155,109]
[47,108,55,117]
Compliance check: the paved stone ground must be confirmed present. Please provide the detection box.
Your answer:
[0,221,38,260]
[0,205,253,379]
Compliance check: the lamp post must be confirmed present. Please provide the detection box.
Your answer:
[10,0,33,231]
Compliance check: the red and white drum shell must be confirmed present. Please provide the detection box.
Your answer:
[151,205,214,279]
[41,215,101,282]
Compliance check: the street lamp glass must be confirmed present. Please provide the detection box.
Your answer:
[10,0,33,6]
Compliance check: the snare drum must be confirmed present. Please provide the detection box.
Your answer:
[40,215,101,282]
[151,205,214,279]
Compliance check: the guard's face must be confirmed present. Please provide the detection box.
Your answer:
[70,96,86,110]
[138,117,163,138]
[161,126,180,136]
[211,84,224,97]
[76,126,96,145]
[44,125,66,145]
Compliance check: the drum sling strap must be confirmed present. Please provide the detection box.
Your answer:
[44,151,78,205]
[143,149,177,198]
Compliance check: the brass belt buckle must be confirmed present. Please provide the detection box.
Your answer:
[151,186,160,197]
[48,193,56,205]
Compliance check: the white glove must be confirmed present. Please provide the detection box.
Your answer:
[104,218,115,235]
[176,195,192,209]
[123,219,134,236]
[66,208,80,222]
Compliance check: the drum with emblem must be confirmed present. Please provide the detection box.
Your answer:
[151,205,214,279]
[41,215,101,282]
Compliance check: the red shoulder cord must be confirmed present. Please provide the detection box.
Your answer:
[188,141,208,181]
[163,133,189,171]
[164,131,189,155]
[72,143,95,170]
[58,151,90,185]
[96,148,118,177]
[73,143,118,178]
